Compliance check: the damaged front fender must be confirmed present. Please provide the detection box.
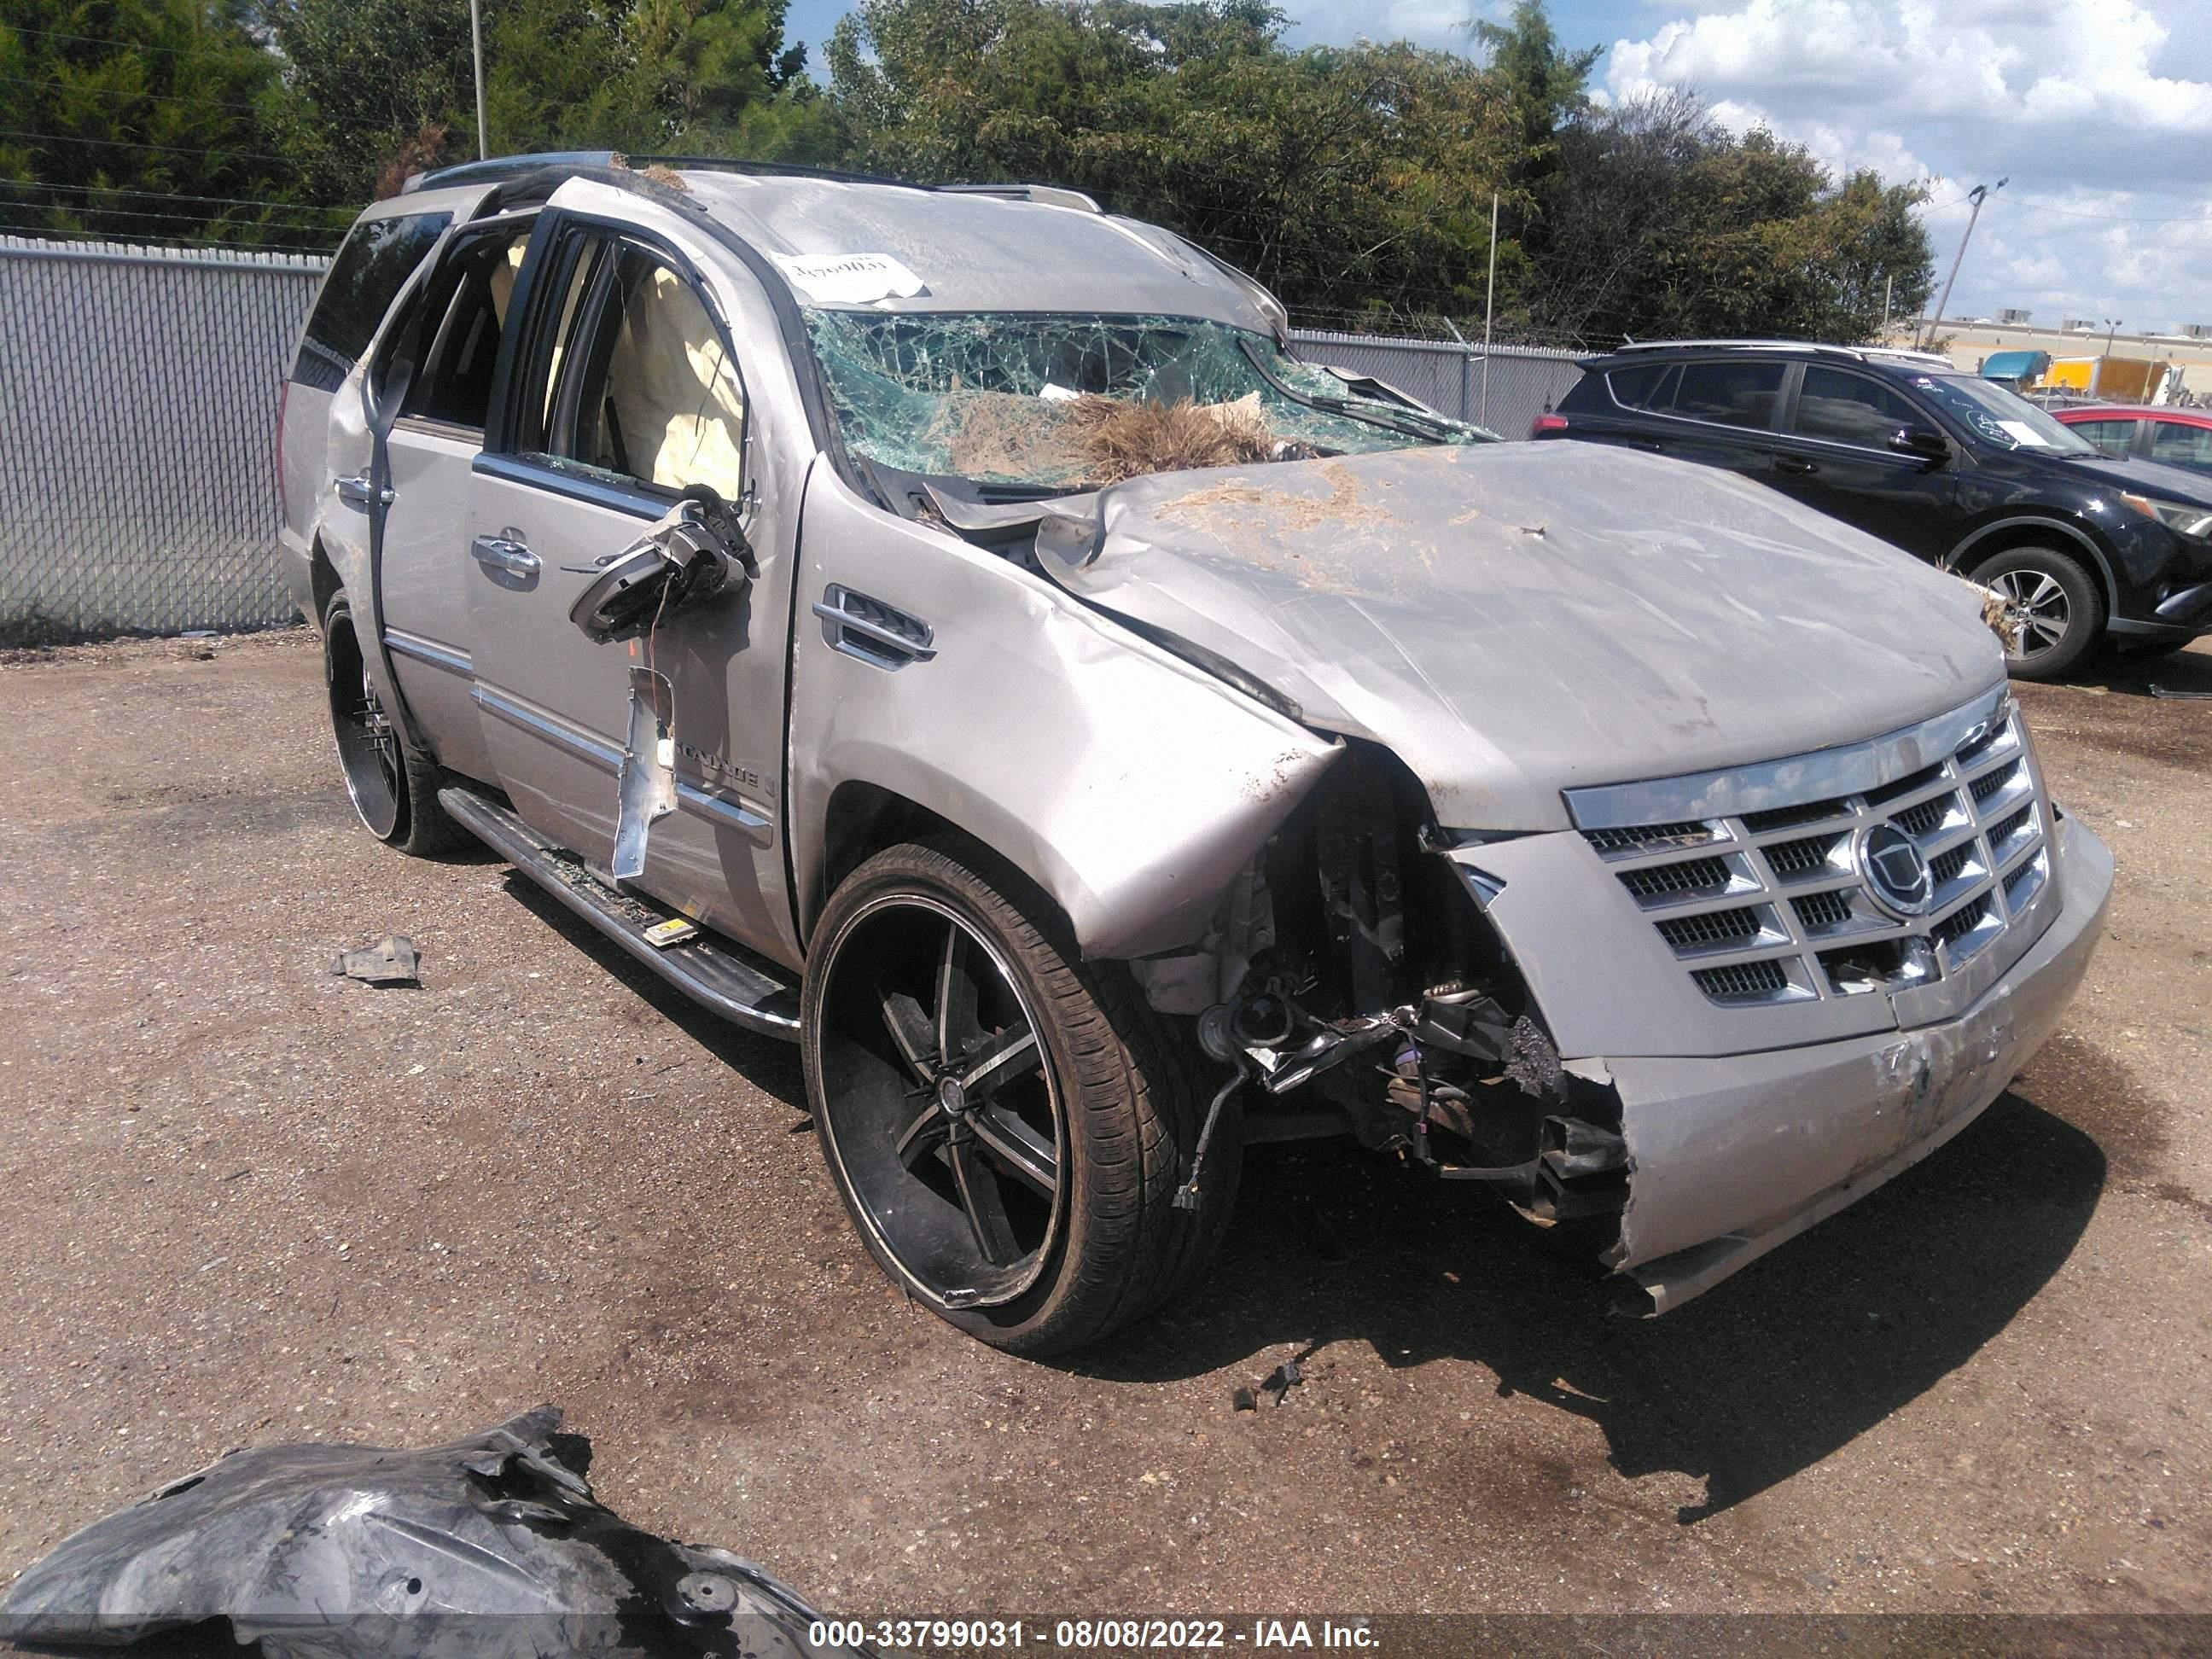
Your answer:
[791,469,1342,960]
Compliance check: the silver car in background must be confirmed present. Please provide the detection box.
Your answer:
[278,156,2111,1352]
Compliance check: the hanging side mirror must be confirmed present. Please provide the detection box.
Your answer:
[568,486,758,645]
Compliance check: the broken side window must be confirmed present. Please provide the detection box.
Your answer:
[535,247,749,502]
[401,225,535,431]
[294,210,451,392]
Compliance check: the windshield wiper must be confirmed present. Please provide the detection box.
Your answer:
[1234,339,1469,442]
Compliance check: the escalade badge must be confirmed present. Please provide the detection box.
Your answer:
[1857,823,1936,918]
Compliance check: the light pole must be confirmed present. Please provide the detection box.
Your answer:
[1481,191,1499,428]
[471,0,488,160]
[1921,177,2006,350]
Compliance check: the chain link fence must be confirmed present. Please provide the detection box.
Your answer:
[0,236,1597,644]
[1286,328,1586,439]
[0,236,329,645]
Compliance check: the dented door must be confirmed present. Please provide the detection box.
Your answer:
[463,205,798,963]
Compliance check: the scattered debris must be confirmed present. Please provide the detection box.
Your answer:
[1962,577,2024,653]
[0,1407,855,1658]
[2150,684,2212,701]
[1063,393,1278,483]
[603,152,691,192]
[329,935,418,986]
[1231,1359,1306,1413]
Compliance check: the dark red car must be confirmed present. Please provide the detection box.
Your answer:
[2054,405,2212,478]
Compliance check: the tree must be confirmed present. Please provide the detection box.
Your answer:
[486,0,832,161]
[0,0,332,248]
[826,0,1523,322]
[1519,92,1934,343]
[260,0,834,202]
[259,0,474,200]
[1470,0,1597,160]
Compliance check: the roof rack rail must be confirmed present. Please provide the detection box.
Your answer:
[1611,338,1850,356]
[404,152,933,195]
[937,183,1103,213]
[1857,345,1959,369]
[402,151,614,193]
[1605,338,1959,370]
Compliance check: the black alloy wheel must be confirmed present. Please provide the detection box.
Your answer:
[803,840,1235,1353]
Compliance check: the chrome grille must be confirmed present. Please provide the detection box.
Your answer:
[1619,856,1735,902]
[1691,959,1790,1002]
[1575,696,2051,1008]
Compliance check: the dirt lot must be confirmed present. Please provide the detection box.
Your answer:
[0,629,2208,1627]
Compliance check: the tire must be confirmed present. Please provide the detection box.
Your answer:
[323,591,466,855]
[1970,545,2107,682]
[801,838,1237,1354]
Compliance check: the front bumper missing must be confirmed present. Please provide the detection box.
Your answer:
[1604,812,2113,1315]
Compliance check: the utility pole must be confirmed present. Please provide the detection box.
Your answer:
[1881,273,1894,339]
[1481,191,1499,429]
[1921,178,2005,349]
[471,0,489,160]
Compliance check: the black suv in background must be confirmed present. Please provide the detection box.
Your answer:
[1534,341,2212,678]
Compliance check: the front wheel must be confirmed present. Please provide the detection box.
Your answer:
[801,840,1236,1354]
[1971,545,2106,682]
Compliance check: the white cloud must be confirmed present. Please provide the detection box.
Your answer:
[1602,0,2212,328]
[1281,0,1475,51]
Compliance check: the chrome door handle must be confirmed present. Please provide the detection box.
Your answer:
[471,535,540,577]
[335,474,393,509]
[1775,455,1817,475]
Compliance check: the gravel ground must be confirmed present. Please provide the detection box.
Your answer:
[0,628,2208,1627]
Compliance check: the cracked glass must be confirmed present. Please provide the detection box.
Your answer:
[804,311,1480,489]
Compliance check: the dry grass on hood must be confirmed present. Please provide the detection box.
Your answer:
[1063,393,1277,483]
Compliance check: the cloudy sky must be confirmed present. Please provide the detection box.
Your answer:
[786,0,2212,331]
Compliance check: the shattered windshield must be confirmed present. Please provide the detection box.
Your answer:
[805,311,1484,491]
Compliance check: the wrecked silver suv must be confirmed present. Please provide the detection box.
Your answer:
[281,157,2113,1353]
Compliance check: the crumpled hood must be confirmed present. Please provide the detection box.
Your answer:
[1034,441,2005,832]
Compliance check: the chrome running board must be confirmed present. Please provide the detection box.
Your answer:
[438,787,800,1041]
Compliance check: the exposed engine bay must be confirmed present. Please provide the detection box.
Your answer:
[1132,742,1630,1244]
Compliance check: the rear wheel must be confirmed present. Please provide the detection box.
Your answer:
[323,591,464,855]
[1971,545,2106,682]
[802,840,1235,1354]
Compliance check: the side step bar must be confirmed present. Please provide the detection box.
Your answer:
[439,787,802,1041]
